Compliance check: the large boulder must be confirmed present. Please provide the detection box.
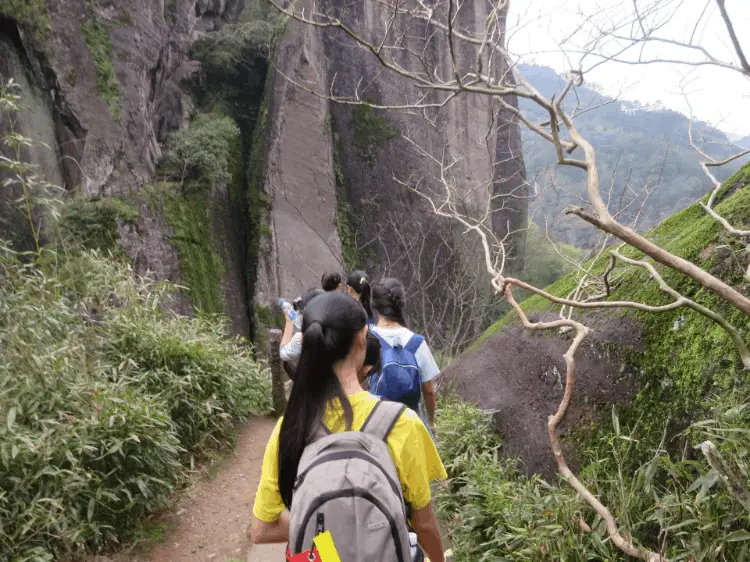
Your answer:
[446,163,750,477]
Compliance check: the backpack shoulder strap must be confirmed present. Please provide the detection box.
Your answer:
[404,334,424,355]
[307,420,332,444]
[360,399,407,441]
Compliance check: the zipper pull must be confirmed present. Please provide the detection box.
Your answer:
[309,513,325,553]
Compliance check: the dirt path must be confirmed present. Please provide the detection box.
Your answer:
[141,417,284,562]
[95,415,450,562]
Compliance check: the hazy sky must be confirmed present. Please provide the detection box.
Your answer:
[506,0,750,137]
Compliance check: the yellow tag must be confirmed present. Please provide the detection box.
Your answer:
[313,531,342,562]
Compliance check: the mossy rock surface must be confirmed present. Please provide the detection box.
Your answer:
[454,162,750,472]
[147,183,226,315]
[0,0,51,39]
[81,19,123,122]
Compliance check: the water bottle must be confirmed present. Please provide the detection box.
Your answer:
[279,299,303,329]
[279,299,297,322]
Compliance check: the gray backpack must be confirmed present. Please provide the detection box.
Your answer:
[288,400,411,561]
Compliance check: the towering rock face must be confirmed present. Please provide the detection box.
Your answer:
[255,0,527,342]
[252,15,342,305]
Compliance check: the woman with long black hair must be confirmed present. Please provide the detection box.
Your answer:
[370,278,440,436]
[346,270,375,324]
[250,292,445,562]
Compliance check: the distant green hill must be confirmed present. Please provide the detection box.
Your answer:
[520,64,750,248]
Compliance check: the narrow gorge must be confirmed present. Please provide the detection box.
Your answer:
[0,0,527,348]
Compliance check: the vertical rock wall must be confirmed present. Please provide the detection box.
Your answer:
[254,14,343,305]
[252,0,527,340]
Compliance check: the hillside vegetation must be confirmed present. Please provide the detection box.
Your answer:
[442,163,750,560]
[522,64,749,248]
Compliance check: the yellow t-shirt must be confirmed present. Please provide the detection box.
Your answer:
[253,392,447,523]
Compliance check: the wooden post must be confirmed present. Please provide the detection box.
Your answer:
[267,329,287,415]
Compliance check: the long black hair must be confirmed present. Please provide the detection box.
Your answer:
[372,277,407,326]
[364,332,382,372]
[321,272,342,292]
[346,270,373,318]
[277,292,367,508]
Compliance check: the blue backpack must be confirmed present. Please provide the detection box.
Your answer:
[370,333,424,412]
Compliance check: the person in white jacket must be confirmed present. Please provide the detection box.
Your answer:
[369,278,440,435]
[279,288,324,364]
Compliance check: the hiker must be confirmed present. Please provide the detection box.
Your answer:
[346,270,375,325]
[321,272,342,292]
[370,278,440,436]
[250,291,446,562]
[279,288,324,364]
[359,331,382,390]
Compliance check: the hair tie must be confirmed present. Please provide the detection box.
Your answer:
[360,277,366,286]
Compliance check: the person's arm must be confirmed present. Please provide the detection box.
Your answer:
[280,332,302,363]
[416,342,441,430]
[280,316,295,346]
[412,502,445,562]
[422,379,437,429]
[249,511,290,544]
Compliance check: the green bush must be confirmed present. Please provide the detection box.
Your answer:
[0,249,271,560]
[161,115,241,192]
[189,21,273,81]
[58,197,139,251]
[436,398,750,561]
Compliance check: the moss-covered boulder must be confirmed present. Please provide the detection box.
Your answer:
[445,162,750,476]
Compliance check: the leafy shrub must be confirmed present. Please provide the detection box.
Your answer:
[0,249,271,560]
[161,114,241,192]
[189,21,273,81]
[58,197,138,251]
[437,397,750,561]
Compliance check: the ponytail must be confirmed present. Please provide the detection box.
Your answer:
[321,272,342,292]
[346,270,373,318]
[277,293,365,508]
[372,278,407,326]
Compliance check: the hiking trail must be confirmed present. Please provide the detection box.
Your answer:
[99,417,284,562]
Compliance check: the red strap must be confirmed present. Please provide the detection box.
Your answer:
[287,546,321,562]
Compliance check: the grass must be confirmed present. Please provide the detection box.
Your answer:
[81,19,123,122]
